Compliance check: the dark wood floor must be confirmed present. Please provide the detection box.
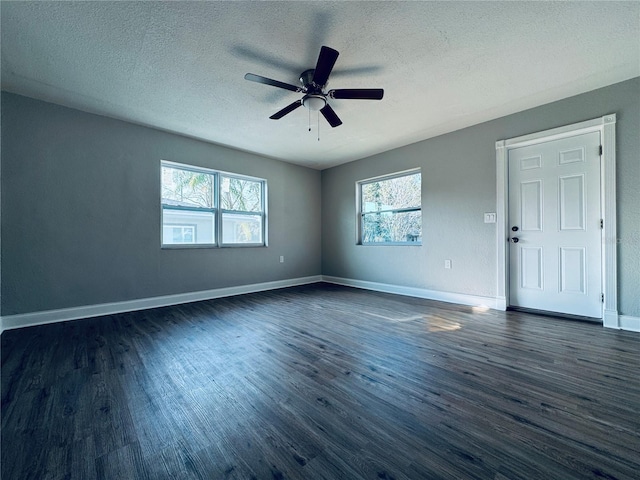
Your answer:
[2,283,639,479]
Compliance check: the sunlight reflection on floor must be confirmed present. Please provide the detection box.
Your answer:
[423,314,462,332]
[472,305,491,313]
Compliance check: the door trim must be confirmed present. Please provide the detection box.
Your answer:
[495,114,618,327]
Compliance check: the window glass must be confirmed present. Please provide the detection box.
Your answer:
[359,171,421,244]
[222,214,263,244]
[161,162,266,247]
[162,210,215,245]
[161,166,213,208]
[220,176,262,212]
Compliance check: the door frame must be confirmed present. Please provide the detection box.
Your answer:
[495,114,618,327]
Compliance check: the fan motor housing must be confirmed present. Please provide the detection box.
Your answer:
[300,69,327,110]
[299,69,319,89]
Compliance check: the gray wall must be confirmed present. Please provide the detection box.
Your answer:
[322,77,640,318]
[1,93,322,316]
[3,79,639,319]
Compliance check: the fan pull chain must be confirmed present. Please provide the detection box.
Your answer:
[308,108,311,132]
[317,110,320,141]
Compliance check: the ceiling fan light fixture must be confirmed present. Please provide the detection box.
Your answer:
[302,94,326,111]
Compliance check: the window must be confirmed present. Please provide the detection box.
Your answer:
[166,225,196,244]
[161,161,266,247]
[358,170,421,244]
[220,176,264,244]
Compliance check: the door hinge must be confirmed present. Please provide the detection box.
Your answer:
[601,293,605,303]
[600,219,604,229]
[599,145,603,156]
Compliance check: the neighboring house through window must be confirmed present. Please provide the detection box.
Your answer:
[357,169,422,244]
[168,225,196,244]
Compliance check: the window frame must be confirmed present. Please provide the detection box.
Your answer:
[356,168,422,246]
[161,160,267,248]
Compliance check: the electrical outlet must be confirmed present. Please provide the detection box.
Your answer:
[484,212,496,223]
[279,255,284,263]
[445,259,452,269]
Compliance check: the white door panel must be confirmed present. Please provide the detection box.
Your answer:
[560,247,586,294]
[520,247,543,290]
[508,131,602,317]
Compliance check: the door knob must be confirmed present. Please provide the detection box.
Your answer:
[511,237,519,243]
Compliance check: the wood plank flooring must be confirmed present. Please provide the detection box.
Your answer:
[2,283,639,479]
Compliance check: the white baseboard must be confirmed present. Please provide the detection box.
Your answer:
[603,311,640,332]
[0,275,322,333]
[3,275,637,334]
[603,309,620,329]
[495,296,507,311]
[322,277,640,333]
[618,315,640,333]
[321,275,501,309]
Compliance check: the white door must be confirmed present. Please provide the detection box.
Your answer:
[508,131,602,317]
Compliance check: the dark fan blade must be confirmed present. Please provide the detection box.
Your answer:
[270,100,303,119]
[312,46,339,86]
[320,104,342,128]
[244,73,300,93]
[329,88,384,100]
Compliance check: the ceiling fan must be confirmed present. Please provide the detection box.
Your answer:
[244,46,384,128]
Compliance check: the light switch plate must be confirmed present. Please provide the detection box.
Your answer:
[484,212,496,223]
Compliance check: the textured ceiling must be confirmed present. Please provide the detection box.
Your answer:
[2,1,639,169]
